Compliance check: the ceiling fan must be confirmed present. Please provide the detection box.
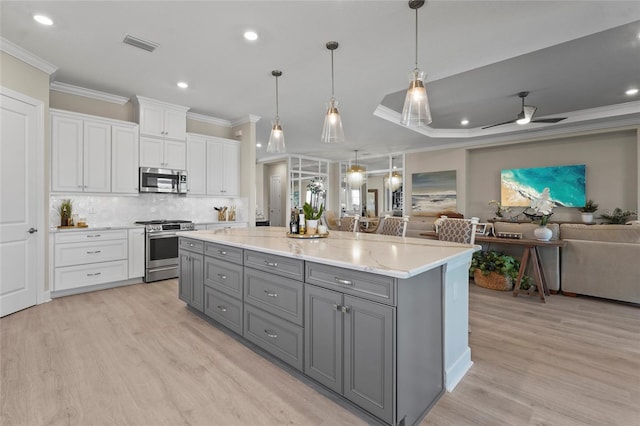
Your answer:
[482,91,567,129]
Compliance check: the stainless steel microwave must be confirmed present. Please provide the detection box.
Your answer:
[139,167,187,194]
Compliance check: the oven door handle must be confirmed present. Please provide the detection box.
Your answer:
[147,233,178,239]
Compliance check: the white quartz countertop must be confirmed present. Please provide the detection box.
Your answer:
[49,224,144,233]
[177,226,479,279]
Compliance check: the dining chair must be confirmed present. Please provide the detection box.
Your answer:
[340,216,360,232]
[437,218,477,244]
[377,215,409,237]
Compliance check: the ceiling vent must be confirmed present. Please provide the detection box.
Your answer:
[122,34,158,52]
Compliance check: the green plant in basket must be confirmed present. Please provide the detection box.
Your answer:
[470,250,532,290]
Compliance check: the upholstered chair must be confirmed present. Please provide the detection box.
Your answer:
[340,216,360,232]
[377,215,409,237]
[437,218,477,244]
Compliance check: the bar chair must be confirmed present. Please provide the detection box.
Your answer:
[340,216,360,232]
[437,218,477,244]
[377,215,409,237]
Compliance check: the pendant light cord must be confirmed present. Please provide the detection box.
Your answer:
[275,75,280,119]
[331,49,335,98]
[414,7,419,71]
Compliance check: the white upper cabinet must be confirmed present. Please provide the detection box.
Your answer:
[140,137,186,170]
[187,133,240,197]
[51,110,139,194]
[134,96,189,141]
[111,125,139,194]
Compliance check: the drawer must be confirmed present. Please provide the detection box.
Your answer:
[204,287,243,335]
[54,260,128,291]
[244,305,304,372]
[306,262,397,306]
[244,250,304,281]
[55,239,128,267]
[179,237,204,253]
[244,268,303,326]
[205,242,243,265]
[55,229,127,244]
[204,257,243,299]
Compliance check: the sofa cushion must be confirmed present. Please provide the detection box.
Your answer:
[559,224,640,243]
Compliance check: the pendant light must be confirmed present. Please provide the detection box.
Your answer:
[385,170,403,192]
[347,150,366,188]
[321,41,345,144]
[267,70,285,153]
[401,0,432,127]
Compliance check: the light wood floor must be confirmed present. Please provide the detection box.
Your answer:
[1,280,638,426]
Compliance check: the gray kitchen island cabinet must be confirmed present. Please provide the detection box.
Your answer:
[177,228,477,425]
[178,238,204,312]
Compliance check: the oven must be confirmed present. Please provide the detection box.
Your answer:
[135,220,195,282]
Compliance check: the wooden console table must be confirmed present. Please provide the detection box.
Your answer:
[420,232,566,302]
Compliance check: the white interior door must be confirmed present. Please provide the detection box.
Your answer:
[270,175,282,227]
[1,92,40,317]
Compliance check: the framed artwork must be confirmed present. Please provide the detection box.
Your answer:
[500,164,586,207]
[411,170,457,214]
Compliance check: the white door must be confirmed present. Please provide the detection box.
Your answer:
[270,175,282,227]
[1,93,39,316]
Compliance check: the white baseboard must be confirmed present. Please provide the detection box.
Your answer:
[445,348,473,392]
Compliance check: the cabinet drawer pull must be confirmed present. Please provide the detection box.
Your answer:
[264,261,278,267]
[86,234,101,238]
[340,305,351,313]
[86,272,102,277]
[217,305,227,313]
[334,277,354,286]
[86,250,102,254]
[264,329,278,339]
[218,250,227,255]
[217,274,227,280]
[188,243,194,247]
[333,304,342,311]
[264,290,278,298]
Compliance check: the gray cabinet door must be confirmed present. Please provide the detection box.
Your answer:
[178,250,204,312]
[343,295,395,424]
[191,253,204,312]
[178,250,191,304]
[304,285,343,394]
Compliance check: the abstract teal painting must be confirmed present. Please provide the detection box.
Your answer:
[501,165,586,207]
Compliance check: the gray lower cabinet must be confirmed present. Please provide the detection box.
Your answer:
[305,284,395,424]
[204,286,243,335]
[178,239,204,312]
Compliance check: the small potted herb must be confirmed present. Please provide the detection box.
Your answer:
[578,199,598,223]
[56,198,73,227]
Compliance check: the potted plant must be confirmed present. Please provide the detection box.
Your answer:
[56,198,73,226]
[303,202,323,234]
[578,199,598,223]
[469,250,532,291]
[600,207,638,224]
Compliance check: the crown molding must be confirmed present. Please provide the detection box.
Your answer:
[50,81,130,105]
[187,112,231,127]
[232,115,261,127]
[0,37,57,75]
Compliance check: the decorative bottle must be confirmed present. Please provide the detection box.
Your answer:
[298,209,306,234]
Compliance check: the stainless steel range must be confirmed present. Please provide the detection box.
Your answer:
[135,220,195,282]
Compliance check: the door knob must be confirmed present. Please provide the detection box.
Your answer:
[28,228,38,234]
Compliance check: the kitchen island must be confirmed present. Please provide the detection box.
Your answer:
[177,227,478,425]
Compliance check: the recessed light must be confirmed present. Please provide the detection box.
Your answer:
[33,14,53,26]
[244,31,258,41]
[625,88,638,96]
[177,82,188,89]
[460,119,469,126]
[256,142,262,148]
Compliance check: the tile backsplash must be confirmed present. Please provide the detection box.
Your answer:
[50,194,248,228]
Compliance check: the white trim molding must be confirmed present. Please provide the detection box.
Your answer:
[0,37,58,75]
[231,114,261,127]
[187,111,232,127]
[50,81,130,105]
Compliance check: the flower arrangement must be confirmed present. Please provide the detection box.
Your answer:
[488,200,511,218]
[305,177,326,221]
[55,198,73,226]
[529,187,554,226]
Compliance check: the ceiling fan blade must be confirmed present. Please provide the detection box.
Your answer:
[531,117,567,124]
[482,119,516,129]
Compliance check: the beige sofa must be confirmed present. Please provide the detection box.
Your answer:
[560,224,640,304]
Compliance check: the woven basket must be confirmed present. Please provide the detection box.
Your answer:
[473,270,513,291]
